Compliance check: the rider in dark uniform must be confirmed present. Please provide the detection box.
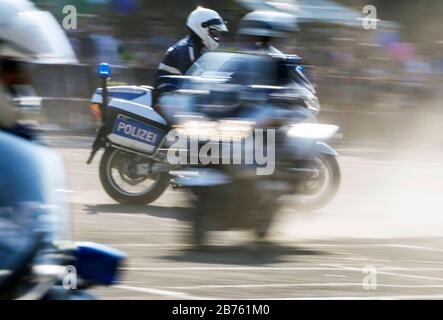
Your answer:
[153,7,227,101]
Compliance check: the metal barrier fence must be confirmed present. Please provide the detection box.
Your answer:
[28,63,157,132]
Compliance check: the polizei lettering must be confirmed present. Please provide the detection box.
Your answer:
[117,121,157,144]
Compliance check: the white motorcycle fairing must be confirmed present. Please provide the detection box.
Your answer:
[91,86,153,107]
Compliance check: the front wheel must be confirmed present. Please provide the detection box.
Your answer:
[291,155,341,211]
[99,148,168,205]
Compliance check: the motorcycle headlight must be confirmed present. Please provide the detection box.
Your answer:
[217,120,255,141]
[287,123,340,140]
[175,120,255,141]
[174,120,217,139]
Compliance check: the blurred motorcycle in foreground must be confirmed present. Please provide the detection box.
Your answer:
[159,52,341,244]
[0,0,127,299]
[0,129,126,300]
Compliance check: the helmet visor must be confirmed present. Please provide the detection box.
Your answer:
[208,28,221,42]
[202,18,228,32]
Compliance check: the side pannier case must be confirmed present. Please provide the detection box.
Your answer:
[91,86,168,154]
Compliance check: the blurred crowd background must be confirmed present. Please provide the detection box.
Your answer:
[25,0,443,145]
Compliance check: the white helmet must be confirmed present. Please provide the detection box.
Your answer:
[186,7,228,51]
[0,0,77,64]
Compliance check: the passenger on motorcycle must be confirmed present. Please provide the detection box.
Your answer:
[237,10,298,57]
[237,11,314,92]
[153,7,228,101]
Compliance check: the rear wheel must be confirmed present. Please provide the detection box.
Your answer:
[99,148,168,205]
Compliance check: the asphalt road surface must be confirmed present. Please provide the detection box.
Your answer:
[47,135,443,300]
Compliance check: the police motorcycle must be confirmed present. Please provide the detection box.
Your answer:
[87,64,171,204]
[155,51,341,245]
[86,6,228,205]
[87,48,340,209]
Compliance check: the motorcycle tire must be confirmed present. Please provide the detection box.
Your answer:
[99,148,168,205]
[293,155,341,211]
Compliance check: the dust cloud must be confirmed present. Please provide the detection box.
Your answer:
[274,108,443,239]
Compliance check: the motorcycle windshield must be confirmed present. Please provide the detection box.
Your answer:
[187,52,279,87]
[184,52,317,117]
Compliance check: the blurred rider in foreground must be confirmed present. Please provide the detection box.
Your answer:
[0,0,76,137]
[153,6,228,101]
[0,0,77,299]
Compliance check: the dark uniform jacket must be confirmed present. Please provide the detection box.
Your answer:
[153,35,204,94]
